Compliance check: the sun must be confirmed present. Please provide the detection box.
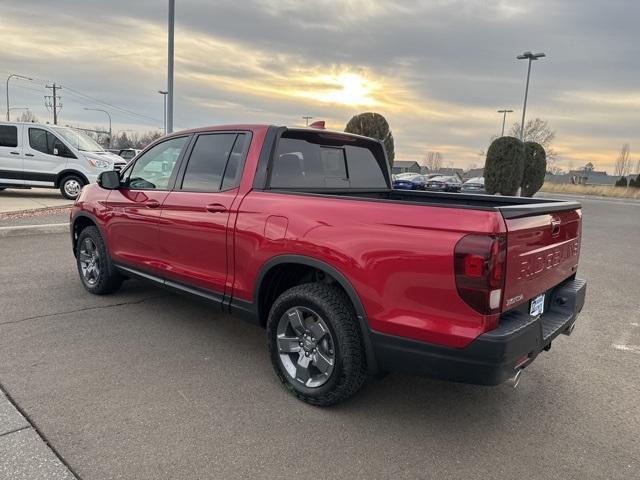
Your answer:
[305,72,377,106]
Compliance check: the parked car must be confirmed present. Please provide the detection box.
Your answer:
[392,173,426,190]
[118,148,141,162]
[462,176,486,194]
[424,175,462,192]
[0,122,126,199]
[71,124,586,406]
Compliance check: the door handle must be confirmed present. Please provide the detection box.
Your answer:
[205,203,227,213]
[10,151,19,155]
[145,200,161,209]
[25,153,34,157]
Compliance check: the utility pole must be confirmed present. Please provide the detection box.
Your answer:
[302,116,313,126]
[167,0,175,133]
[6,73,33,121]
[497,109,513,136]
[158,90,168,134]
[516,51,545,140]
[45,83,62,125]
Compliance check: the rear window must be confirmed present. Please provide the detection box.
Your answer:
[270,134,387,189]
[0,125,18,148]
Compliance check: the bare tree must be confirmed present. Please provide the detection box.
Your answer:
[635,158,640,174]
[613,143,632,177]
[509,118,557,158]
[424,151,443,171]
[17,110,38,123]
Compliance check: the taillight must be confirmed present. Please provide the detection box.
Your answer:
[454,234,506,315]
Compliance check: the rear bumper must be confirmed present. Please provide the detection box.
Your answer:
[371,277,586,385]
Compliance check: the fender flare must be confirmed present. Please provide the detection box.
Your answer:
[70,211,107,255]
[255,254,378,375]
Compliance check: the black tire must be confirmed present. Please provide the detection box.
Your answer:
[75,226,123,295]
[60,175,85,200]
[267,283,367,406]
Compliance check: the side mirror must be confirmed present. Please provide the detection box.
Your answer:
[97,170,121,190]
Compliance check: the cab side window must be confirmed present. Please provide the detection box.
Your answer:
[124,136,187,190]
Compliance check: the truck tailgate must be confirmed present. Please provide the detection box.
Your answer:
[501,208,581,311]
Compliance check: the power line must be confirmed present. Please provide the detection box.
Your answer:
[64,86,162,124]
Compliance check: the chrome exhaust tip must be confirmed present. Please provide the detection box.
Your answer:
[562,323,576,336]
[506,369,523,388]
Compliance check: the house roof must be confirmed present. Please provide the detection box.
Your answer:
[393,160,421,167]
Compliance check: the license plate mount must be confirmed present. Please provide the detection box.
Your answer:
[530,293,545,317]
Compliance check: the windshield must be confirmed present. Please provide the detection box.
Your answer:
[51,127,104,152]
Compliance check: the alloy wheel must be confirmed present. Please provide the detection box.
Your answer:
[276,306,336,388]
[79,237,100,285]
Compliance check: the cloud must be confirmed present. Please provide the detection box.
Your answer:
[1,0,639,172]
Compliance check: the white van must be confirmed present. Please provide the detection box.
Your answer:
[0,122,127,199]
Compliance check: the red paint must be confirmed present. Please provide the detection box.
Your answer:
[72,124,582,350]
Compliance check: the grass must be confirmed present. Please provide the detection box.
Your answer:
[540,183,640,199]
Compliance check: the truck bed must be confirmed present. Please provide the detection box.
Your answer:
[269,188,582,219]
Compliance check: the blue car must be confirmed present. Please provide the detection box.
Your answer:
[392,173,426,190]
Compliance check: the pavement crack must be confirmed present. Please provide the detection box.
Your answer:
[0,425,31,438]
[0,295,169,326]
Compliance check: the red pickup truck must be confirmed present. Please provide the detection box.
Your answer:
[70,124,586,406]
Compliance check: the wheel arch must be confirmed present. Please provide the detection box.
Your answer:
[71,212,106,256]
[255,254,378,375]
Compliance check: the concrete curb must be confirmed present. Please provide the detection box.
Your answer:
[0,223,69,238]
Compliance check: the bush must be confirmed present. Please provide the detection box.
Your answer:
[345,112,395,165]
[615,176,628,187]
[484,136,525,196]
[521,142,547,197]
[629,174,640,188]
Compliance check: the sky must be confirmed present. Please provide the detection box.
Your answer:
[1,0,638,173]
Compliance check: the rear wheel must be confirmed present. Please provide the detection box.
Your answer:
[60,175,85,200]
[267,283,367,406]
[75,226,122,295]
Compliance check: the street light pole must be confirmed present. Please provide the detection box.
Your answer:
[167,0,175,133]
[83,107,112,147]
[497,109,513,137]
[516,51,545,140]
[6,73,33,121]
[158,90,168,134]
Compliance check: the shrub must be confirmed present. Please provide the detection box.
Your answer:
[484,136,525,196]
[345,112,395,165]
[615,176,628,187]
[521,142,547,197]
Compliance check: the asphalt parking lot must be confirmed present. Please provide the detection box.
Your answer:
[0,194,639,480]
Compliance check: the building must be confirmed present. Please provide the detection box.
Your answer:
[392,161,421,174]
[463,167,484,180]
[433,167,464,180]
[545,170,620,186]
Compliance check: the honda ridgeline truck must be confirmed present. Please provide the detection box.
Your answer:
[70,124,586,406]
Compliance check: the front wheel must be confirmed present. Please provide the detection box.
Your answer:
[267,283,367,406]
[60,175,85,200]
[75,226,122,295]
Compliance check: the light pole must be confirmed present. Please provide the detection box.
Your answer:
[516,51,545,140]
[83,107,112,147]
[497,109,513,137]
[158,90,168,134]
[167,0,175,133]
[302,116,313,126]
[6,73,33,121]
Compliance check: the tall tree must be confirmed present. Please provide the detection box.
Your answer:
[344,112,395,165]
[509,118,556,158]
[17,110,38,123]
[613,143,632,177]
[424,151,442,171]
